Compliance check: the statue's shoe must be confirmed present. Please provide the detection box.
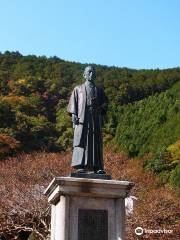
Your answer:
[75,169,85,173]
[96,169,106,174]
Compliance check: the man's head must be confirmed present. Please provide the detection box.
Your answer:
[83,66,96,82]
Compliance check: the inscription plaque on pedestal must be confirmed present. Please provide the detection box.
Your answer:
[78,209,108,240]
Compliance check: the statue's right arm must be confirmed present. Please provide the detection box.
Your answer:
[67,87,78,115]
[67,87,79,128]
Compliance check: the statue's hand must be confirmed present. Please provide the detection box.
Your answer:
[72,114,79,125]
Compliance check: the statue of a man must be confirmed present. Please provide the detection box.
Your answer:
[67,66,108,174]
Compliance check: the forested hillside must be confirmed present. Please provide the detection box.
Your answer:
[115,81,180,156]
[114,82,180,188]
[0,51,179,187]
[0,51,180,239]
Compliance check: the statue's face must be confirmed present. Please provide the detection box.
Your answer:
[83,66,96,82]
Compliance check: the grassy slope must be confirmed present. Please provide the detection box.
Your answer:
[0,150,179,239]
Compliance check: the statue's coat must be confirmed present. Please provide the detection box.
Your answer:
[67,83,108,167]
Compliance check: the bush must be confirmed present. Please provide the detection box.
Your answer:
[169,164,180,188]
[0,134,20,158]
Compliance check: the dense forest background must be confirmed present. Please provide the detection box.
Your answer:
[0,51,179,188]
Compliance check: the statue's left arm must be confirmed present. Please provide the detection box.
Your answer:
[98,88,108,115]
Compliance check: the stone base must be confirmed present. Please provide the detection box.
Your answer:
[44,177,134,240]
[70,172,111,180]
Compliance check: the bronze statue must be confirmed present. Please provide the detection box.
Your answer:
[67,66,108,174]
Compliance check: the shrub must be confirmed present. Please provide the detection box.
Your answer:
[169,164,180,188]
[0,134,20,158]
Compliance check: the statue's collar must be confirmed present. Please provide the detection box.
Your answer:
[85,81,95,88]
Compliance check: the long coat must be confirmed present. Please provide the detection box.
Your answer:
[67,83,108,167]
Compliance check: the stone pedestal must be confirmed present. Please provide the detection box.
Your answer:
[44,177,134,240]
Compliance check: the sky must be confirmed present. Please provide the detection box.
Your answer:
[0,0,180,69]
